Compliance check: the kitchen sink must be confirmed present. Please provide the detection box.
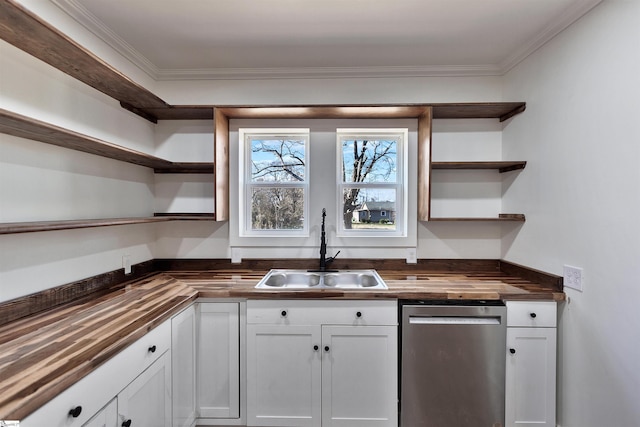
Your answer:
[255,269,388,290]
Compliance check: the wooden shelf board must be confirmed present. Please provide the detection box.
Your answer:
[432,161,527,173]
[0,0,168,111]
[154,163,215,174]
[0,108,172,168]
[0,108,214,173]
[0,215,216,235]
[124,104,214,121]
[428,214,526,222]
[216,105,431,119]
[153,213,216,219]
[431,102,526,121]
[144,106,214,121]
[216,103,526,120]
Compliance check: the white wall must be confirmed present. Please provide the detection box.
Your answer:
[502,1,640,425]
[0,40,158,302]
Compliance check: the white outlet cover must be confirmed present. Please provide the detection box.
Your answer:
[231,247,242,264]
[123,254,132,275]
[563,265,583,292]
[406,247,417,264]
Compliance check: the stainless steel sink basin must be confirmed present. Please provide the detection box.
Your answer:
[255,269,388,290]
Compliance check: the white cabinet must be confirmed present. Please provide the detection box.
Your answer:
[197,301,242,424]
[246,300,398,427]
[117,350,172,427]
[19,320,172,427]
[321,325,397,427]
[82,398,117,427]
[172,305,197,427]
[247,324,321,427]
[505,301,557,427]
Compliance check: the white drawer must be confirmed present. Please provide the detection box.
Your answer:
[19,319,171,427]
[247,299,397,326]
[506,301,557,327]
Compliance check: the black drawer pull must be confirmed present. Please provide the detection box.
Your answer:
[281,310,287,317]
[68,406,82,417]
[122,420,132,427]
[356,311,362,318]
[530,312,537,318]
[148,345,157,353]
[509,348,516,355]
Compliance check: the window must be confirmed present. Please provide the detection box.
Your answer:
[239,129,309,236]
[337,128,407,237]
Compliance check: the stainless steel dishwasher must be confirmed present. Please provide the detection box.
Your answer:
[400,301,507,427]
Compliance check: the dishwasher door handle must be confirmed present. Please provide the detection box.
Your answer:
[408,316,502,325]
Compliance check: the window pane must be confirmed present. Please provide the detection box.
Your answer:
[341,139,397,183]
[341,187,397,231]
[251,138,306,182]
[251,187,305,230]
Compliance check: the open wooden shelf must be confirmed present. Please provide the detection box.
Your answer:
[428,214,526,222]
[216,103,525,121]
[153,163,215,174]
[0,214,216,235]
[431,161,527,173]
[0,108,214,173]
[430,103,526,122]
[153,213,216,218]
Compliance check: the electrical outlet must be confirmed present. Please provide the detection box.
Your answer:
[123,254,132,275]
[231,247,242,264]
[406,247,417,264]
[563,265,583,291]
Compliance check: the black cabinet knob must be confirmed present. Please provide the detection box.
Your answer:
[122,420,132,427]
[530,312,537,318]
[68,406,82,418]
[356,311,362,318]
[313,345,319,351]
[509,348,516,355]
[148,345,157,353]
[324,346,330,352]
[281,310,287,317]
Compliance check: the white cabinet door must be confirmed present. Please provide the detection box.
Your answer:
[118,351,172,427]
[172,305,197,427]
[83,398,117,427]
[197,302,241,420]
[505,327,556,427]
[321,326,398,427]
[246,324,321,427]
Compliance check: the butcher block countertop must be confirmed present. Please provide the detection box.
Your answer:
[0,266,563,421]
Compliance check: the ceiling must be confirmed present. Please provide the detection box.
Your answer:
[50,0,602,80]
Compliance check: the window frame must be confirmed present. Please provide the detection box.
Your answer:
[335,128,408,238]
[238,128,310,237]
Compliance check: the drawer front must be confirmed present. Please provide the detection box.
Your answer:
[247,299,397,326]
[19,320,171,427]
[506,301,557,327]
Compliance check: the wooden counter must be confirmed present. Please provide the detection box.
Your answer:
[173,269,563,301]
[0,267,563,421]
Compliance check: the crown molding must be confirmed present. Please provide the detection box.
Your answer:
[52,0,604,81]
[51,0,160,78]
[499,0,603,73]
[154,64,504,81]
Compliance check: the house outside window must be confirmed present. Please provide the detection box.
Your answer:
[337,128,408,237]
[238,128,309,237]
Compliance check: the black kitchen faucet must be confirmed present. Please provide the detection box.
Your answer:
[318,208,340,271]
